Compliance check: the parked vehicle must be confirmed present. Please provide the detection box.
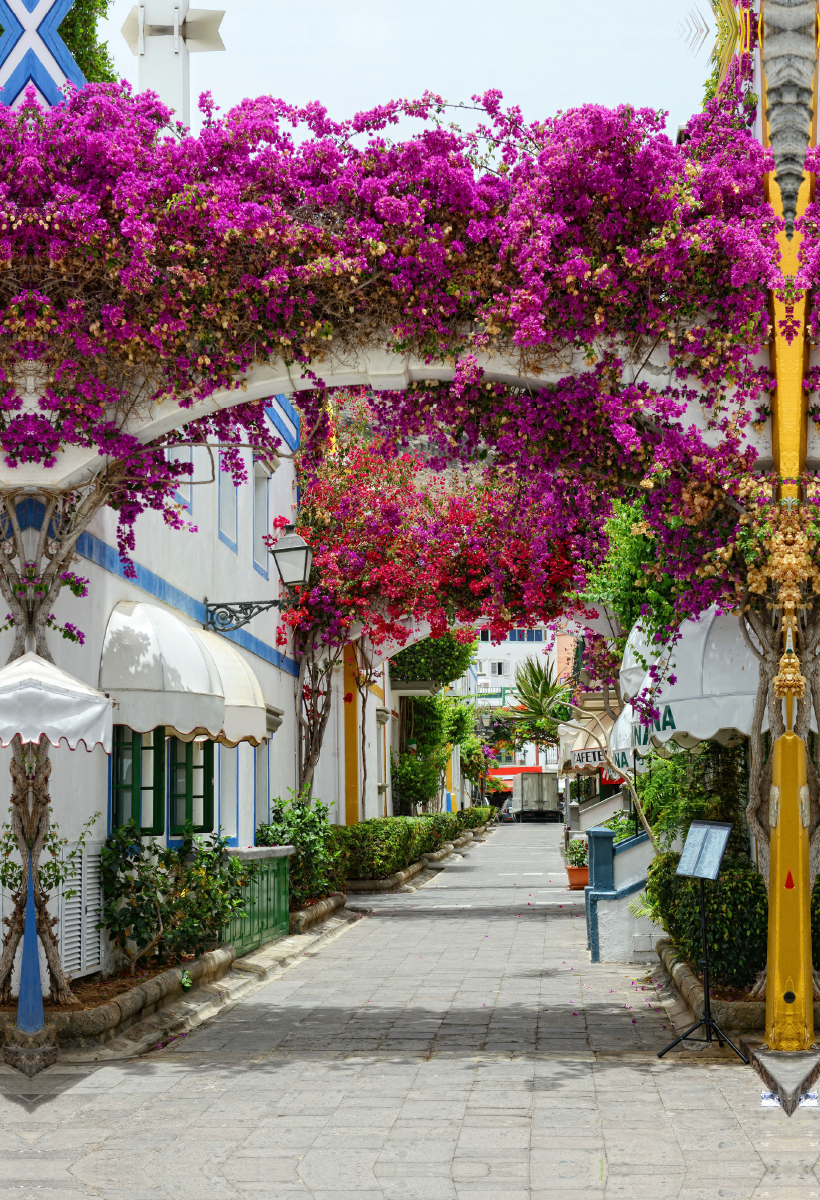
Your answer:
[499,797,516,823]
[508,771,561,822]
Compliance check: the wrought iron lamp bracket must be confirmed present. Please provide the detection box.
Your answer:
[203,598,281,633]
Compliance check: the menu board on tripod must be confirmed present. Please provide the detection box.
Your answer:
[675,820,732,881]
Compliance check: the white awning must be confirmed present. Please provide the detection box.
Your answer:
[99,601,267,745]
[196,629,267,747]
[0,652,112,752]
[568,712,616,776]
[610,606,815,757]
[619,621,662,703]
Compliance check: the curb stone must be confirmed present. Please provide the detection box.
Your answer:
[60,906,366,1063]
[656,937,771,1035]
[289,891,346,934]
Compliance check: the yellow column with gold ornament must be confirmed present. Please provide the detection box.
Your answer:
[765,633,813,1050]
[763,61,815,1050]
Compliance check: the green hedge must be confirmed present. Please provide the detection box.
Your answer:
[645,851,768,990]
[457,806,496,831]
[330,808,494,881]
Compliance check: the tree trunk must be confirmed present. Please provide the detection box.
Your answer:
[296,631,338,798]
[0,737,77,1005]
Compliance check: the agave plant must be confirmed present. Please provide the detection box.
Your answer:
[511,657,570,724]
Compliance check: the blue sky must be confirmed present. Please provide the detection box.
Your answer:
[99,0,715,138]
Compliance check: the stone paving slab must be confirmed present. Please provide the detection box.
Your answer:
[0,824,812,1198]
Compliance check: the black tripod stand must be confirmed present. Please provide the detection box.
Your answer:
[657,878,748,1063]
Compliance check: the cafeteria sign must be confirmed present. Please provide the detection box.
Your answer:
[571,747,607,770]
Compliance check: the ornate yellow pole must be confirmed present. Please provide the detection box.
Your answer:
[766,613,813,1050]
[762,0,817,1053]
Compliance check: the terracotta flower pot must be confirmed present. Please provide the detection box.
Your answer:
[565,866,589,890]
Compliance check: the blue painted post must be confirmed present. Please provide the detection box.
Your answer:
[587,827,617,892]
[586,827,617,961]
[16,857,44,1034]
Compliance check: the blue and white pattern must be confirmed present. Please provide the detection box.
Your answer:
[0,0,84,108]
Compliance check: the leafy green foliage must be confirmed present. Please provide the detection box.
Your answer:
[601,810,636,844]
[0,811,99,897]
[411,693,474,755]
[459,733,492,784]
[646,850,767,989]
[397,693,477,810]
[256,789,336,908]
[323,809,494,883]
[59,0,116,83]
[99,821,257,972]
[391,751,444,809]
[334,813,467,879]
[457,806,495,830]
[485,656,570,751]
[391,633,477,685]
[565,838,588,867]
[581,500,676,656]
[637,743,749,856]
[512,657,568,723]
[327,825,351,893]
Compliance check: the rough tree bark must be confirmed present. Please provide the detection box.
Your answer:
[353,639,381,820]
[296,628,340,797]
[0,483,120,1004]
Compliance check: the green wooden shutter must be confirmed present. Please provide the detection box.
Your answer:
[143,728,165,836]
[170,737,214,835]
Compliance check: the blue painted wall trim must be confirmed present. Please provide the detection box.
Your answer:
[585,878,647,963]
[75,529,298,677]
[585,830,652,961]
[614,831,649,856]
[36,0,86,86]
[0,3,24,74]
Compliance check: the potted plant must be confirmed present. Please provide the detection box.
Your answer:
[565,837,589,890]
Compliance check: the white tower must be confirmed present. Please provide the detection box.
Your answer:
[121,1,225,126]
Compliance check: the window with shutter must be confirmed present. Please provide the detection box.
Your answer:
[170,738,215,835]
[59,841,104,980]
[112,726,165,835]
[60,887,82,979]
[82,848,103,974]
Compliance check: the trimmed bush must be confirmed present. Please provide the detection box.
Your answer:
[341,818,417,879]
[331,811,491,880]
[100,820,256,971]
[391,633,477,685]
[327,825,350,893]
[256,790,335,909]
[457,806,495,831]
[645,850,767,990]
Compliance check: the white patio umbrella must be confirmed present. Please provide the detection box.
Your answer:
[0,652,112,752]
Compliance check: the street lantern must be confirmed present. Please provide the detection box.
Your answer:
[204,524,313,633]
[481,714,491,729]
[270,525,313,588]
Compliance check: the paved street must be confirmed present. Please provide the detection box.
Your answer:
[0,824,814,1199]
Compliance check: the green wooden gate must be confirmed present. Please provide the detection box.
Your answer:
[223,848,291,956]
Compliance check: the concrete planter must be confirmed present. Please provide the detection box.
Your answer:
[657,938,781,1034]
[0,945,236,1049]
[289,891,346,934]
[347,860,426,892]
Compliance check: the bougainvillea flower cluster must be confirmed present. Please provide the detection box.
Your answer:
[270,401,583,655]
[0,73,781,667]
